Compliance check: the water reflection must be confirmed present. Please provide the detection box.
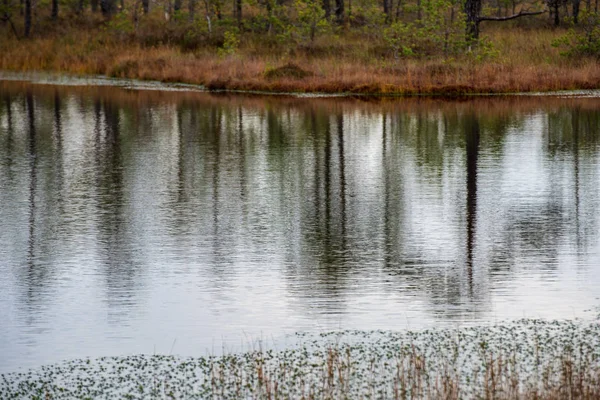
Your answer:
[1,83,599,372]
[465,112,479,295]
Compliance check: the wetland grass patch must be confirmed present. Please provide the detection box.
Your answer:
[2,319,600,399]
[2,26,600,95]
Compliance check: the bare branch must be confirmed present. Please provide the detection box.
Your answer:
[478,9,546,22]
[1,14,21,39]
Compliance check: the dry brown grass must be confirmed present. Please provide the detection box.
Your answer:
[1,25,599,94]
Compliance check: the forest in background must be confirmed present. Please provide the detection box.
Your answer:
[1,0,600,93]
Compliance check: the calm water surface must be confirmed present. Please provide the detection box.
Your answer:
[1,82,599,372]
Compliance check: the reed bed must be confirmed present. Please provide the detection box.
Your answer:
[2,319,599,399]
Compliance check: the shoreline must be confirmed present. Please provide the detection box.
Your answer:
[2,26,600,98]
[2,70,600,99]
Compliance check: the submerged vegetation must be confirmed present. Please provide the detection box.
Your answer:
[2,320,600,399]
[1,0,600,93]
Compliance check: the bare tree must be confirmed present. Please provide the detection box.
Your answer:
[202,0,213,33]
[334,0,342,23]
[24,0,30,36]
[383,0,390,22]
[1,0,20,38]
[51,0,58,19]
[100,0,116,16]
[465,0,545,40]
[236,0,242,28]
[572,0,580,23]
[546,0,566,25]
[322,0,330,18]
[189,0,195,21]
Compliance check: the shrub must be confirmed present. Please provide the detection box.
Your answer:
[293,0,330,42]
[383,0,466,58]
[106,11,135,41]
[218,29,240,56]
[553,11,600,58]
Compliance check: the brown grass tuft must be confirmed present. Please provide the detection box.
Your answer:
[264,63,314,80]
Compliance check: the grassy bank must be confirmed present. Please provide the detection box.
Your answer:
[2,21,600,95]
[1,320,600,399]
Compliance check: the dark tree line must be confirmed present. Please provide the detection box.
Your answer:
[2,0,597,41]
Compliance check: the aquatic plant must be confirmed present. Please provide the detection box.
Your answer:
[1,319,600,399]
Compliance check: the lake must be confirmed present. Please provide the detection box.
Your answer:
[1,79,599,373]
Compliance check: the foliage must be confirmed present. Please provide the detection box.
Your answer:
[105,10,135,40]
[383,0,466,57]
[292,0,330,42]
[383,21,416,56]
[349,5,386,39]
[218,29,240,56]
[553,11,600,58]
[470,35,500,61]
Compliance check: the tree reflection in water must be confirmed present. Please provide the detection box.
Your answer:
[1,82,600,371]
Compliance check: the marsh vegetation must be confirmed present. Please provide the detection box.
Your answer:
[2,320,600,399]
[2,0,600,93]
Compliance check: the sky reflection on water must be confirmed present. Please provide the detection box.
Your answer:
[1,82,599,372]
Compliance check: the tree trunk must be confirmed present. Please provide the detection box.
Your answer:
[92,0,99,12]
[174,0,181,11]
[573,0,580,23]
[383,0,390,22]
[265,0,272,32]
[322,0,330,19]
[554,2,559,25]
[202,0,212,32]
[142,0,149,13]
[51,0,58,19]
[189,0,195,20]
[465,0,481,40]
[334,0,343,24]
[100,0,116,16]
[236,0,241,28]
[215,0,222,19]
[24,0,31,37]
